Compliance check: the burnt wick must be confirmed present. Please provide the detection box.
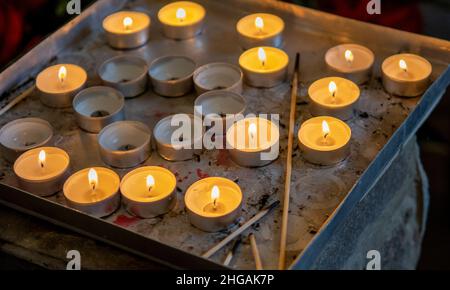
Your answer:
[91,110,110,118]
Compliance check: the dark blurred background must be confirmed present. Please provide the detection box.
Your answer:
[0,0,449,269]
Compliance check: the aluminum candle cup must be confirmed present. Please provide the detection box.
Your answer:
[73,86,125,133]
[99,55,148,98]
[103,11,151,49]
[298,116,351,166]
[226,117,279,167]
[120,166,177,218]
[239,46,289,88]
[63,167,120,217]
[153,114,203,161]
[325,43,374,84]
[0,118,53,163]
[149,55,196,97]
[185,177,243,232]
[36,64,87,108]
[157,1,206,40]
[98,121,151,168]
[308,77,360,121]
[381,53,432,97]
[236,13,284,49]
[13,147,70,196]
[194,90,246,135]
[193,63,243,95]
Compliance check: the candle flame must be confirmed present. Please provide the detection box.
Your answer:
[146,174,155,191]
[176,8,186,21]
[255,16,264,31]
[38,150,46,168]
[248,123,257,139]
[322,120,330,139]
[399,59,408,72]
[58,66,67,83]
[88,168,98,191]
[258,47,267,67]
[328,81,337,97]
[211,185,220,208]
[123,16,133,30]
[345,49,354,63]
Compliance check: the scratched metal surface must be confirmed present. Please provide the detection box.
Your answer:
[0,0,449,269]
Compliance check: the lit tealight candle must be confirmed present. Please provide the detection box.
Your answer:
[382,53,432,97]
[36,64,87,108]
[308,77,360,120]
[226,117,280,167]
[63,167,120,217]
[103,11,151,49]
[120,166,177,218]
[236,13,284,49]
[239,46,289,88]
[185,177,243,232]
[298,116,351,165]
[325,43,374,84]
[158,1,206,40]
[14,147,70,196]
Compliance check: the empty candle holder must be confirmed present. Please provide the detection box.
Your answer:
[153,114,203,161]
[120,166,177,218]
[99,55,148,98]
[14,147,70,196]
[148,55,196,97]
[98,121,151,168]
[0,118,53,163]
[193,63,243,95]
[194,90,246,135]
[73,86,125,133]
[63,167,120,217]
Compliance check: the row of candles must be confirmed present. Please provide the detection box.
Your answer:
[0,1,433,233]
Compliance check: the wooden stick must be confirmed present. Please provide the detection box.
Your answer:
[0,84,36,117]
[222,237,241,266]
[202,200,279,259]
[249,233,263,270]
[278,53,300,270]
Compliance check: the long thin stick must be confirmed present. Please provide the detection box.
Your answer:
[249,233,263,270]
[223,237,241,266]
[0,84,36,117]
[202,200,279,259]
[278,53,300,270]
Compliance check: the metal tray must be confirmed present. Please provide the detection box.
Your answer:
[0,0,449,270]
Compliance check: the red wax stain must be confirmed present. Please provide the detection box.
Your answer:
[113,215,140,227]
[216,149,231,167]
[196,169,210,179]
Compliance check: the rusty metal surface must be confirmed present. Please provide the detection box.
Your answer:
[0,0,449,269]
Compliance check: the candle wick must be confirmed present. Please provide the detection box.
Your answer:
[213,198,217,210]
[91,183,96,191]
[40,161,44,168]
[148,186,153,192]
